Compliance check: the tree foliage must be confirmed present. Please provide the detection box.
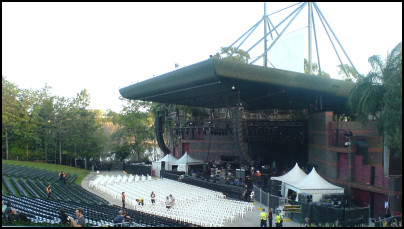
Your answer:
[304,58,330,78]
[2,78,108,167]
[348,42,402,154]
[213,47,250,64]
[110,99,154,161]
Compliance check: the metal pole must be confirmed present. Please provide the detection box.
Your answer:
[264,2,268,67]
[308,2,313,75]
[251,2,307,64]
[311,4,322,76]
[313,3,348,78]
[313,2,360,76]
[247,2,304,55]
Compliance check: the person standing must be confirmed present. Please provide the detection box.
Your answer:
[344,129,353,147]
[268,208,273,227]
[169,194,175,208]
[165,196,171,209]
[69,207,85,227]
[275,213,283,227]
[46,185,52,199]
[122,192,126,209]
[260,208,268,227]
[151,191,156,205]
[304,217,311,227]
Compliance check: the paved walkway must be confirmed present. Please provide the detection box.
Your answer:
[81,171,302,227]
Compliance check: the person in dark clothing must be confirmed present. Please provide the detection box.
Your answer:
[344,129,353,147]
[59,208,69,224]
[243,185,251,201]
[4,202,12,216]
[122,192,126,209]
[114,210,125,224]
[268,208,273,227]
[7,209,29,222]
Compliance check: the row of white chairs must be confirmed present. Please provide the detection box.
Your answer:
[89,175,254,227]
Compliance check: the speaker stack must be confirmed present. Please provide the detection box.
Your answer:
[298,193,312,204]
[236,169,246,179]
[268,179,282,196]
[155,116,171,155]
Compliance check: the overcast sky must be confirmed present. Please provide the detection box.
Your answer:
[2,2,402,113]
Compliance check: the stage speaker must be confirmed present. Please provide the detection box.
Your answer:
[236,169,245,179]
[272,185,281,191]
[271,190,281,197]
[155,116,171,155]
[389,176,402,191]
[330,194,344,202]
[298,193,312,204]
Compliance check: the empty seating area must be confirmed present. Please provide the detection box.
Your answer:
[2,164,75,183]
[90,174,254,227]
[2,164,105,205]
[2,194,197,227]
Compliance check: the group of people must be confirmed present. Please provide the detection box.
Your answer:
[59,207,86,227]
[259,207,311,227]
[121,191,175,209]
[58,171,67,183]
[260,208,285,227]
[43,171,68,200]
[114,209,131,225]
[2,201,29,223]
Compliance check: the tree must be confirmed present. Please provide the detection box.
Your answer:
[304,58,330,78]
[213,47,250,64]
[2,76,22,159]
[337,64,360,81]
[348,42,402,155]
[111,100,154,161]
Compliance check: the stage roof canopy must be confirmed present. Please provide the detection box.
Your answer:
[119,58,354,112]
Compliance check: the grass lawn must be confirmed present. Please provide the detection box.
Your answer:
[2,160,90,186]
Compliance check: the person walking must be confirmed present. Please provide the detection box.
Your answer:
[46,185,52,199]
[151,191,156,205]
[260,208,268,227]
[268,208,273,227]
[122,192,126,209]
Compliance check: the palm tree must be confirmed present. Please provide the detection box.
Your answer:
[348,42,402,154]
[337,64,359,81]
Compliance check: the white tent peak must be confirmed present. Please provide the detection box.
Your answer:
[158,154,178,162]
[175,152,203,164]
[292,167,343,190]
[271,162,307,184]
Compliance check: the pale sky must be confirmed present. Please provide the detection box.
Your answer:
[2,2,402,113]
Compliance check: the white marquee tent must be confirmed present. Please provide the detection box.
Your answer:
[172,152,204,173]
[284,167,344,202]
[152,154,179,177]
[271,163,307,197]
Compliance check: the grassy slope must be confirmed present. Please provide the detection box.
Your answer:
[2,160,90,186]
